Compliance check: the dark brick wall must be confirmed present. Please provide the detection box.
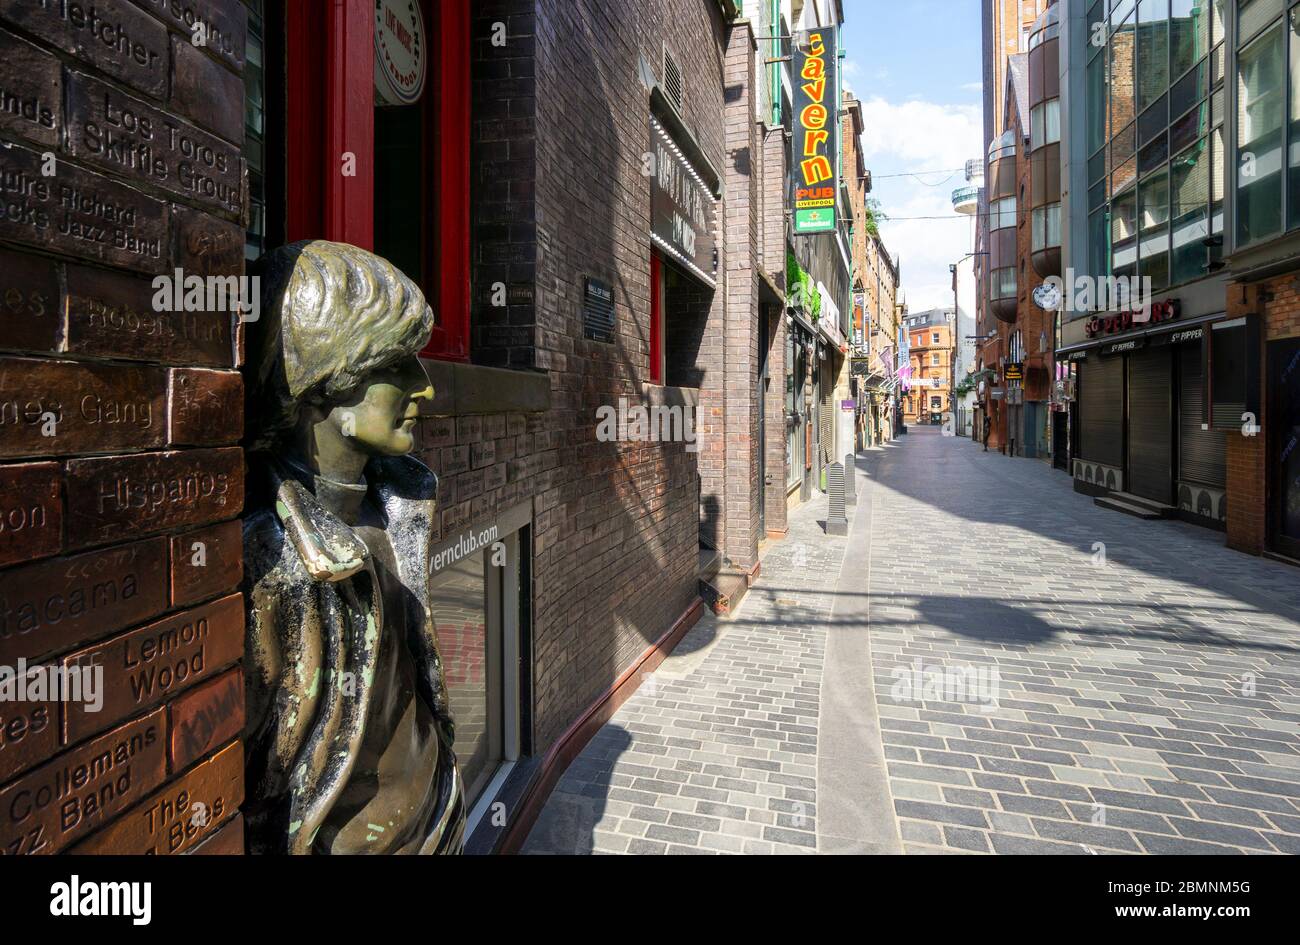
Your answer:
[456,0,734,750]
[0,0,247,855]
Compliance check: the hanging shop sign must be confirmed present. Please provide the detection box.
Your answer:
[791,27,839,234]
[374,0,428,106]
[1004,362,1023,381]
[1084,299,1179,338]
[650,117,718,285]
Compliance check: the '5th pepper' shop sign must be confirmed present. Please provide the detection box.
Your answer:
[792,28,839,234]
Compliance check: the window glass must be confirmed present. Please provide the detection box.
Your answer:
[1137,0,1169,113]
[1113,120,1137,168]
[1236,23,1284,244]
[1169,59,1205,119]
[1087,53,1108,155]
[1290,6,1300,229]
[434,551,492,802]
[1111,11,1137,133]
[244,0,265,261]
[1171,138,1209,285]
[1140,167,1171,289]
[1089,206,1110,278]
[1238,0,1283,45]
[1170,0,1207,79]
[1112,186,1138,276]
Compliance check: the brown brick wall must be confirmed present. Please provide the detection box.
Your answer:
[1226,276,1300,555]
[0,0,246,855]
[465,0,732,751]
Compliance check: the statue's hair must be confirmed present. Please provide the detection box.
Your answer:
[247,241,434,448]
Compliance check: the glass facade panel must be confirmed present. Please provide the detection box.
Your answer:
[1236,23,1284,244]
[1137,0,1170,112]
[1087,52,1108,156]
[1170,0,1207,79]
[1171,138,1209,284]
[1290,6,1300,228]
[1140,167,1171,289]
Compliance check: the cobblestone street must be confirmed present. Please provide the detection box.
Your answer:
[525,428,1300,855]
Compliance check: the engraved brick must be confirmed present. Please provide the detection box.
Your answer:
[63,447,244,549]
[0,356,167,458]
[65,72,244,219]
[471,439,497,469]
[131,0,246,72]
[188,809,243,854]
[0,27,61,147]
[167,666,241,770]
[441,444,470,475]
[0,247,60,354]
[0,462,62,567]
[0,537,168,664]
[172,204,242,277]
[0,0,168,99]
[484,461,507,492]
[456,415,482,442]
[71,739,242,854]
[0,141,167,273]
[423,416,455,448]
[456,469,484,502]
[0,697,56,785]
[65,263,233,365]
[169,518,241,607]
[168,367,242,445]
[0,708,166,855]
[62,592,243,743]
[169,34,243,144]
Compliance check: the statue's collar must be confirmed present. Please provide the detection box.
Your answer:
[279,456,369,525]
[268,457,370,583]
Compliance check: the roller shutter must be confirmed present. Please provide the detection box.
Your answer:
[1127,347,1173,504]
[1178,342,1226,487]
[1078,355,1123,468]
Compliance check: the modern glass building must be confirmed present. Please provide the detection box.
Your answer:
[1059,0,1299,553]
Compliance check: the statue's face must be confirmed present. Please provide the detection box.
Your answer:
[326,358,433,456]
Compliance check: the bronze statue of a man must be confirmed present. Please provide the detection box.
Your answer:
[242,240,464,854]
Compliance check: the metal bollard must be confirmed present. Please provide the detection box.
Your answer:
[826,462,848,536]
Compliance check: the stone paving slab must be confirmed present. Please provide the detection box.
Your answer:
[867,429,1300,855]
[523,483,849,854]
[524,427,1300,855]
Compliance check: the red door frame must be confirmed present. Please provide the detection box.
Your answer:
[285,0,470,360]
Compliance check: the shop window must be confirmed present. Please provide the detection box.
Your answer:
[660,256,711,389]
[432,527,528,819]
[1210,320,1249,429]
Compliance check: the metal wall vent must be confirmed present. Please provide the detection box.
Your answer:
[662,44,685,115]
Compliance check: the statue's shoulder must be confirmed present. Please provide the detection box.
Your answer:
[370,454,437,502]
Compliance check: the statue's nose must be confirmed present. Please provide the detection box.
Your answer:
[410,384,434,402]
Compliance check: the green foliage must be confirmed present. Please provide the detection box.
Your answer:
[786,251,822,321]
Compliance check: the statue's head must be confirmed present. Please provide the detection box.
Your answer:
[248,241,435,457]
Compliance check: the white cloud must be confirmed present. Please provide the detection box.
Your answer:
[855,97,983,313]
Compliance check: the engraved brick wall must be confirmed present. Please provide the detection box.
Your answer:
[0,0,246,855]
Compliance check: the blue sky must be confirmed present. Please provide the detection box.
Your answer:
[839,0,984,311]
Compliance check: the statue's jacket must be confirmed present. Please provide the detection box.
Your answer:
[241,454,464,854]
